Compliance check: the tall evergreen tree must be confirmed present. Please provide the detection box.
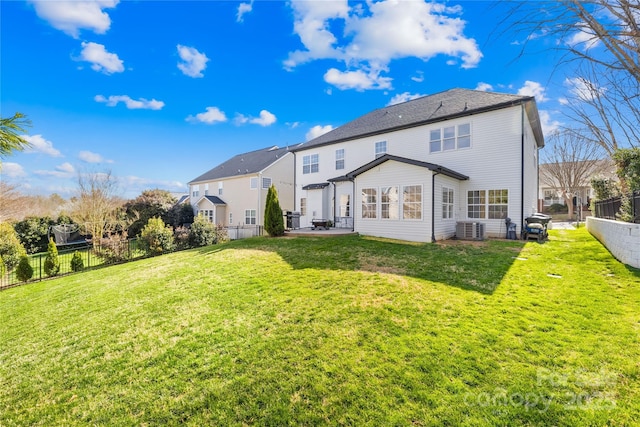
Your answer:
[44,238,60,277]
[264,185,284,237]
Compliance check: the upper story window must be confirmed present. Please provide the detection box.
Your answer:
[335,149,345,170]
[191,185,200,198]
[375,141,387,158]
[262,177,272,189]
[250,177,258,189]
[218,182,223,195]
[430,123,471,153]
[303,154,319,174]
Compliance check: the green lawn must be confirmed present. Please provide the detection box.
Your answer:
[1,228,638,426]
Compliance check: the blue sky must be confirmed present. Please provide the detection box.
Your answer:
[2,0,571,199]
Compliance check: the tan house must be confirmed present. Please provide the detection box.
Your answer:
[188,146,294,232]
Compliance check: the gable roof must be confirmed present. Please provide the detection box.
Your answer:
[189,145,292,184]
[345,154,469,181]
[293,88,544,151]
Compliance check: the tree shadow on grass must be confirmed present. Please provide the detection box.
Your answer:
[197,235,527,294]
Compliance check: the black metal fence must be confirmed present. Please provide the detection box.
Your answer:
[593,191,640,223]
[0,239,142,291]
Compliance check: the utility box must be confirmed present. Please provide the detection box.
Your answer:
[285,211,300,230]
[456,221,486,241]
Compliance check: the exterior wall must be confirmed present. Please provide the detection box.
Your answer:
[263,153,295,215]
[354,161,432,242]
[587,217,640,268]
[295,104,535,238]
[433,175,462,240]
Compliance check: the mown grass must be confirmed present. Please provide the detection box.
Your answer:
[1,228,638,426]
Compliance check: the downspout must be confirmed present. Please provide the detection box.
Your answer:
[431,169,441,243]
[293,152,297,213]
[258,171,262,232]
[351,178,356,232]
[520,103,525,238]
[332,182,337,224]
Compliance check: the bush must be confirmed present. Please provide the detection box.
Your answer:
[95,236,130,264]
[189,215,217,247]
[0,255,5,277]
[264,184,285,237]
[173,226,191,250]
[70,251,84,272]
[15,255,33,282]
[139,217,175,256]
[13,216,53,254]
[546,203,568,214]
[0,222,27,271]
[44,238,60,277]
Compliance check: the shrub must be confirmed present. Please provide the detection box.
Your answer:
[95,235,130,264]
[215,224,229,244]
[15,255,33,282]
[139,217,175,256]
[0,255,5,277]
[13,216,53,254]
[70,251,84,272]
[189,215,217,247]
[264,184,285,237]
[44,238,60,277]
[0,222,27,271]
[173,226,191,250]
[546,203,568,214]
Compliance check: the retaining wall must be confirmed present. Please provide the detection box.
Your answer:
[586,217,640,269]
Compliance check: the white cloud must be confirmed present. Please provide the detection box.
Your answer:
[237,2,253,22]
[387,92,425,106]
[122,175,186,194]
[539,110,561,137]
[324,68,392,91]
[34,162,76,178]
[235,110,277,126]
[30,0,119,38]
[187,107,228,124]
[518,80,549,103]
[475,82,493,92]
[78,150,111,163]
[306,125,334,141]
[565,77,604,102]
[411,71,424,83]
[22,134,62,157]
[285,0,482,90]
[95,94,164,110]
[1,162,26,178]
[80,41,124,74]
[566,22,600,51]
[177,45,209,78]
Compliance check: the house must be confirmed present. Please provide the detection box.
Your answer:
[539,158,616,212]
[188,145,294,231]
[292,88,545,242]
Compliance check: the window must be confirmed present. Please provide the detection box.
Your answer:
[303,154,319,174]
[458,123,471,149]
[204,184,209,196]
[361,188,377,219]
[218,182,223,196]
[429,129,441,153]
[403,185,422,219]
[199,209,214,223]
[335,149,345,170]
[229,212,233,225]
[262,177,272,189]
[245,209,256,225]
[430,123,471,153]
[300,198,306,216]
[339,194,350,217]
[488,189,508,219]
[381,186,399,219]
[467,190,486,218]
[250,177,258,189]
[375,141,387,158]
[442,187,454,219]
[191,185,200,198]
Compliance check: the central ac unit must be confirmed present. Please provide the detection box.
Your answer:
[456,221,486,241]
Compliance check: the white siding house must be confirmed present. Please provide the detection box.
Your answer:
[189,146,294,231]
[292,88,545,242]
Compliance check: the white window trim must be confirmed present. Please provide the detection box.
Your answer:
[374,141,387,158]
[430,123,471,153]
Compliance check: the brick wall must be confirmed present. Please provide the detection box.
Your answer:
[587,217,640,269]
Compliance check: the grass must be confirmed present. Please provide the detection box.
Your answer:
[1,228,638,426]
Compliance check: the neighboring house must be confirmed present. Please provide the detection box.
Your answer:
[539,158,616,210]
[292,88,545,242]
[188,145,294,229]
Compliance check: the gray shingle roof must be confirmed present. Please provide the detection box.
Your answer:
[189,145,292,184]
[203,195,226,205]
[345,154,469,181]
[293,88,544,150]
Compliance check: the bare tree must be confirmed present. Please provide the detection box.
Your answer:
[501,0,639,152]
[0,182,30,222]
[69,170,123,247]
[540,129,612,217]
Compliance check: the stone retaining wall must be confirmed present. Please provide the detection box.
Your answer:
[586,217,640,269]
